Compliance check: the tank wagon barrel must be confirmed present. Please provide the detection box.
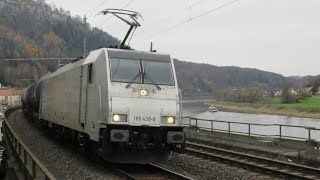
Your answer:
[21,76,47,113]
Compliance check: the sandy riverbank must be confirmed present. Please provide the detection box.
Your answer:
[183,101,320,119]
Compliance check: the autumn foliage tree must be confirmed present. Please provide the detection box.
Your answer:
[307,76,320,95]
[42,32,66,57]
[214,87,264,104]
[0,0,119,87]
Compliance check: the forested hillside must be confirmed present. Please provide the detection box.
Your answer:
[174,60,287,97]
[0,0,118,59]
[0,0,118,86]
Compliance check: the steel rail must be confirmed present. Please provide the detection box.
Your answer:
[113,163,193,180]
[186,141,320,180]
[4,107,56,180]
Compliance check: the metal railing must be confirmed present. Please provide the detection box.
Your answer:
[182,117,320,143]
[4,107,56,180]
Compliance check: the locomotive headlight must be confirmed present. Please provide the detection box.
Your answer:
[162,116,175,124]
[140,89,149,96]
[113,114,127,122]
[167,117,174,124]
[113,115,120,121]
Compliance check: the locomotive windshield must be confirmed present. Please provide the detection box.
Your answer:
[110,58,174,86]
[143,61,174,85]
[111,58,141,83]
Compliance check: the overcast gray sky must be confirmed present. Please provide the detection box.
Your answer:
[45,0,320,76]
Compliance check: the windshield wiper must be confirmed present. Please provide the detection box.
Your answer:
[125,72,142,88]
[144,72,161,90]
[125,72,162,90]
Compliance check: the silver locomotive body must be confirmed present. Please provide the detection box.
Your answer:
[22,48,185,163]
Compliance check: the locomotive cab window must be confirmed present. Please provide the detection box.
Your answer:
[88,63,93,84]
[110,58,141,83]
[143,60,174,86]
[110,58,174,86]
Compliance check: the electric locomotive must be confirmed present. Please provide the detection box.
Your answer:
[21,9,185,163]
[22,47,185,163]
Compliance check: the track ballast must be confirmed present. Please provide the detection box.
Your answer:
[186,141,320,180]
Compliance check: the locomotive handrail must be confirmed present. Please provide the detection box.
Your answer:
[4,106,56,180]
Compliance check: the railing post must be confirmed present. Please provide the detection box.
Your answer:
[228,122,231,134]
[279,125,282,139]
[32,160,36,178]
[189,118,191,128]
[308,128,311,141]
[18,143,21,156]
[248,124,251,137]
[45,175,50,180]
[14,137,17,148]
[211,121,213,134]
[24,149,27,165]
[196,118,198,131]
[24,166,28,180]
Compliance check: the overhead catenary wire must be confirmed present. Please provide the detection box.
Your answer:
[144,0,240,40]
[189,0,204,8]
[133,0,208,38]
[3,58,75,61]
[188,0,206,20]
[157,0,206,23]
[96,0,136,28]
[86,0,109,20]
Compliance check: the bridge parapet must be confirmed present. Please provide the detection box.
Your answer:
[4,107,56,180]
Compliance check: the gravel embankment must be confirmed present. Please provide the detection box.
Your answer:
[158,153,279,180]
[7,109,121,180]
[7,108,279,180]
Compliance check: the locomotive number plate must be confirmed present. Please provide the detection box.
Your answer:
[133,116,156,122]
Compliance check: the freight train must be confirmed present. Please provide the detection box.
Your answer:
[21,48,186,163]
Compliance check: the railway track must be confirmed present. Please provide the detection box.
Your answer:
[113,163,192,180]
[5,107,193,180]
[185,141,320,180]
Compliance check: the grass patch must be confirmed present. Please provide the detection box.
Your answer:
[270,97,320,113]
[214,97,320,119]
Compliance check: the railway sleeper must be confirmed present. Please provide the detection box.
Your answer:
[186,147,320,180]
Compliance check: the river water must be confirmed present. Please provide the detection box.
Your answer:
[182,105,320,142]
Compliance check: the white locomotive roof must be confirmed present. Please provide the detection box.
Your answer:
[47,48,172,78]
[47,49,103,78]
[107,48,171,61]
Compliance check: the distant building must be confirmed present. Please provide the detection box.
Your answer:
[289,89,298,96]
[275,90,282,97]
[275,89,298,97]
[305,86,320,95]
[302,87,313,95]
[0,88,22,110]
